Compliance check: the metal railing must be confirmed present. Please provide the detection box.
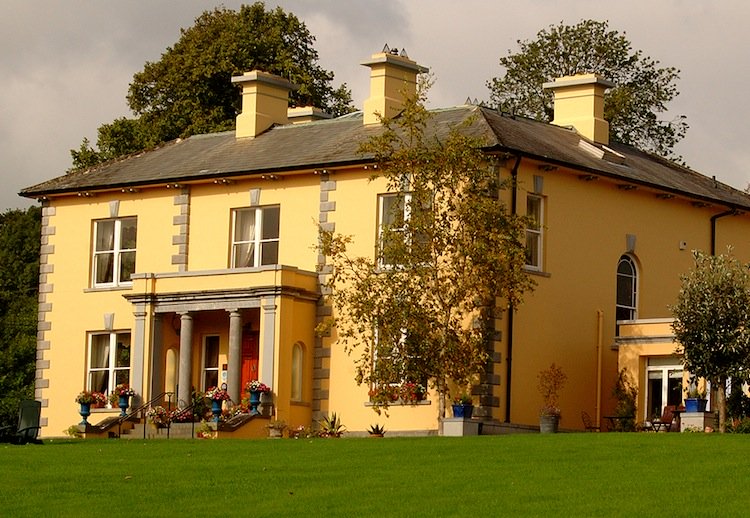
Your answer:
[117,392,174,439]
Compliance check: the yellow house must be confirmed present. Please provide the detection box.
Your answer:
[21,49,750,437]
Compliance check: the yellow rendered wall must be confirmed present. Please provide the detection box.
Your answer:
[40,190,179,435]
[188,175,319,272]
[506,159,750,429]
[321,168,441,434]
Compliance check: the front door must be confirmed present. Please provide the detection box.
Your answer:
[240,326,260,394]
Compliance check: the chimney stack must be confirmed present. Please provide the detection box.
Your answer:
[231,71,297,138]
[361,46,428,125]
[543,74,614,145]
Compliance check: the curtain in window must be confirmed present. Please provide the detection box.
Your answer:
[94,220,115,284]
[89,334,110,393]
[234,210,256,267]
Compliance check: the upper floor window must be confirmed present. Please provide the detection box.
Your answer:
[525,194,543,271]
[92,217,137,288]
[231,206,280,268]
[88,331,131,397]
[616,255,638,321]
[377,192,430,268]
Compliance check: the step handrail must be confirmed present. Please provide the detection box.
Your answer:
[117,392,174,439]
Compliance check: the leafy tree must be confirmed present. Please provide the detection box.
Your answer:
[71,2,354,170]
[671,249,750,432]
[0,207,40,428]
[319,79,533,420]
[487,20,688,159]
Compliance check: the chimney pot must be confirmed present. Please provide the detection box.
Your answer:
[361,48,428,125]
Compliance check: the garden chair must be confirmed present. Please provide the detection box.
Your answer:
[643,405,675,432]
[0,400,42,445]
[581,411,600,432]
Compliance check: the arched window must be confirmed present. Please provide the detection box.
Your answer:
[616,255,638,321]
[291,342,304,401]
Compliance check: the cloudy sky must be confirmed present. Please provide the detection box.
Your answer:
[2,1,748,211]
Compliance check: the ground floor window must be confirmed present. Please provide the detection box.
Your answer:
[202,335,220,390]
[88,331,131,397]
[645,358,682,420]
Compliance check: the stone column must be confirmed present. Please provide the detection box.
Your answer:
[261,297,277,389]
[177,312,193,408]
[226,309,242,403]
[131,307,147,407]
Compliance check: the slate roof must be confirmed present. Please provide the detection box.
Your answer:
[20,106,750,211]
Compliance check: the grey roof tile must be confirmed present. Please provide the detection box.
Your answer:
[20,106,750,210]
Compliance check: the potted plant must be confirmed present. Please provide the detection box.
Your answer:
[75,390,106,425]
[538,363,567,433]
[205,386,231,422]
[400,382,426,404]
[244,380,271,414]
[452,393,474,419]
[685,381,708,412]
[318,412,346,438]
[109,383,136,416]
[368,423,386,437]
[146,405,170,427]
[266,419,287,438]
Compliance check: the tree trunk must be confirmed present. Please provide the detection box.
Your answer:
[717,376,727,433]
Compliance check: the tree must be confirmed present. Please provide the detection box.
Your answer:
[319,80,533,420]
[671,249,750,432]
[71,3,354,170]
[487,20,688,159]
[0,207,40,428]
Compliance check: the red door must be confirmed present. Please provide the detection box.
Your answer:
[240,328,259,393]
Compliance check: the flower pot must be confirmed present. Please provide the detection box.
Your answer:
[249,390,261,414]
[685,398,708,412]
[268,427,283,439]
[79,402,91,425]
[210,399,222,422]
[452,404,473,419]
[118,394,130,416]
[539,414,560,433]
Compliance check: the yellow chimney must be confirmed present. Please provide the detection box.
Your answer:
[543,74,614,145]
[231,71,297,138]
[361,47,428,125]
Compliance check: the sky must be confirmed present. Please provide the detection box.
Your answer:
[2,0,749,211]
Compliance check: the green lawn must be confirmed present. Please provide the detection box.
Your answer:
[1,433,748,516]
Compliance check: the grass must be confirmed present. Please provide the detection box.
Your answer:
[2,433,749,516]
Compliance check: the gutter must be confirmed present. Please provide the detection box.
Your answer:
[710,209,736,255]
[505,155,522,423]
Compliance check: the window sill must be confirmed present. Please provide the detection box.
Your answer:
[364,399,431,408]
[523,266,551,278]
[84,284,133,293]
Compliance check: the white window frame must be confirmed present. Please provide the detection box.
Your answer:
[202,335,221,391]
[645,358,683,420]
[87,331,131,398]
[377,192,410,268]
[92,217,137,288]
[616,255,638,321]
[524,194,543,271]
[231,206,280,268]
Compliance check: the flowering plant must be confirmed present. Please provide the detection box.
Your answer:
[75,390,106,405]
[205,386,231,401]
[112,383,136,397]
[108,383,136,405]
[453,393,473,406]
[400,382,426,403]
[245,380,271,393]
[146,405,170,426]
